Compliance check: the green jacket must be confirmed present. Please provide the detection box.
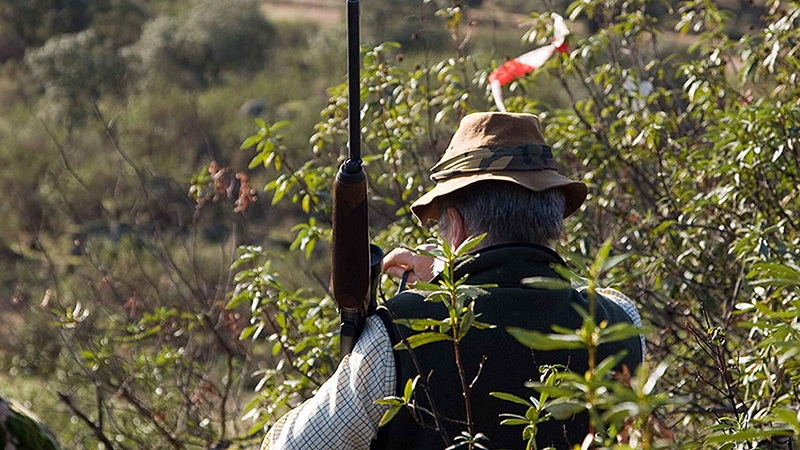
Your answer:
[373,244,642,450]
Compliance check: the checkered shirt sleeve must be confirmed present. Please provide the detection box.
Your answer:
[261,315,395,450]
[594,287,647,358]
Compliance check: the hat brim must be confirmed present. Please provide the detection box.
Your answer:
[410,170,587,225]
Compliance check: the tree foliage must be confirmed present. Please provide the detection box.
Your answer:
[1,0,800,448]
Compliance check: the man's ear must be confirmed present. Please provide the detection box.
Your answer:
[444,207,467,248]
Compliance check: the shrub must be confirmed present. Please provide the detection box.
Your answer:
[24,29,124,121]
[126,0,276,89]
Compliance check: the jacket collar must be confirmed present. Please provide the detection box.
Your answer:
[449,244,567,286]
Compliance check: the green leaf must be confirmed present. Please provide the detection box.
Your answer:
[545,399,586,420]
[592,239,614,274]
[393,318,447,330]
[248,417,271,436]
[526,384,579,398]
[457,307,475,340]
[749,262,800,287]
[413,248,441,259]
[602,401,641,423]
[601,253,631,272]
[271,120,291,131]
[771,408,800,429]
[455,234,485,256]
[525,405,540,421]
[594,351,628,379]
[522,276,572,290]
[455,285,491,300]
[241,135,262,149]
[500,418,530,426]
[439,237,455,260]
[703,427,793,444]
[272,180,289,204]
[304,237,315,259]
[412,282,444,292]
[490,392,532,406]
[374,397,404,406]
[378,405,403,427]
[598,322,643,345]
[403,376,419,400]
[507,327,585,350]
[471,320,495,330]
[652,220,677,235]
[394,332,452,350]
[239,324,257,340]
[225,294,246,309]
[552,264,586,285]
[643,362,669,395]
[248,151,266,169]
[275,312,287,330]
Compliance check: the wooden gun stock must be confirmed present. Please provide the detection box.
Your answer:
[332,164,381,357]
[331,164,370,313]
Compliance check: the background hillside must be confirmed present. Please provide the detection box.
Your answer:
[1,0,798,448]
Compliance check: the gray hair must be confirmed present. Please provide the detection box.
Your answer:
[438,181,566,248]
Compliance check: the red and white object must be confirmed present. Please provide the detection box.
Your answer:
[488,14,570,111]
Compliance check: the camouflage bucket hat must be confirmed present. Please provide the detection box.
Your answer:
[411,112,588,224]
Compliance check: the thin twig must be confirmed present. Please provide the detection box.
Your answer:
[58,392,128,450]
[115,386,186,450]
[469,355,488,391]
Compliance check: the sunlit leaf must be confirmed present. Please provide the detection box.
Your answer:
[704,428,793,444]
[544,398,586,420]
[598,322,643,345]
[490,392,532,406]
[378,405,403,427]
[507,327,585,350]
[522,276,572,290]
[394,332,452,350]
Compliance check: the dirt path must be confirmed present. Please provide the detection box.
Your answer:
[261,0,528,28]
[262,0,342,26]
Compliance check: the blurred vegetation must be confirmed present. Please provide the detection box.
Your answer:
[0,0,798,448]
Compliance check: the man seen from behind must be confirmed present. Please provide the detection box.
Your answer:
[262,112,644,450]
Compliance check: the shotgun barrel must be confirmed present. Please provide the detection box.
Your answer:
[332,0,372,358]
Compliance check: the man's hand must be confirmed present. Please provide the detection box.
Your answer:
[382,246,437,284]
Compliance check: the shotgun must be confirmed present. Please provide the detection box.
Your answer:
[331,0,383,359]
